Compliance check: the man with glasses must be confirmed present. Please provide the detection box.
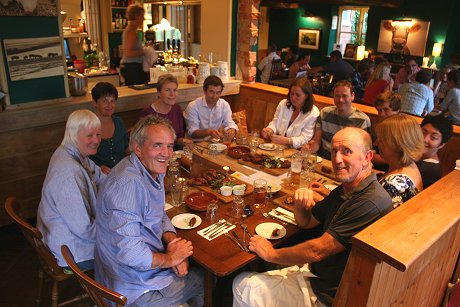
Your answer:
[393,56,421,90]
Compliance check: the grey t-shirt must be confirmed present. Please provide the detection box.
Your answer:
[309,173,392,305]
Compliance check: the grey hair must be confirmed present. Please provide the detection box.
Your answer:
[62,110,101,147]
[129,115,177,151]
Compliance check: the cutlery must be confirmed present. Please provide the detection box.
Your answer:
[261,211,287,226]
[231,230,249,252]
[202,219,225,235]
[273,210,296,222]
[240,222,252,239]
[223,231,247,252]
[208,222,233,239]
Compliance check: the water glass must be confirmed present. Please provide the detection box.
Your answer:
[206,202,219,223]
[253,179,268,209]
[290,154,302,186]
[183,143,194,160]
[170,184,181,207]
[176,177,188,205]
[208,144,218,155]
[232,195,245,219]
[274,147,284,159]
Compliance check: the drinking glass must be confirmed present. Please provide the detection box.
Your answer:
[274,146,284,159]
[170,184,181,207]
[206,202,219,223]
[253,179,268,209]
[176,177,188,205]
[290,154,302,186]
[208,144,218,155]
[223,133,232,148]
[304,151,317,173]
[232,195,244,219]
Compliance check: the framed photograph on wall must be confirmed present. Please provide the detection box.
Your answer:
[344,43,357,58]
[298,28,321,50]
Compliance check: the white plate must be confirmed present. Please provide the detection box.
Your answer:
[255,222,287,240]
[259,143,277,151]
[208,143,227,152]
[269,183,282,193]
[171,213,202,230]
[324,184,338,191]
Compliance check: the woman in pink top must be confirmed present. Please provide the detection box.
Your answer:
[362,63,394,106]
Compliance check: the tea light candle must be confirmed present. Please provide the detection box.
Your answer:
[223,166,229,173]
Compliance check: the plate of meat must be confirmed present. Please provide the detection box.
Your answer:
[255,222,286,240]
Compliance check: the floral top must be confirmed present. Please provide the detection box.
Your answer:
[379,174,419,209]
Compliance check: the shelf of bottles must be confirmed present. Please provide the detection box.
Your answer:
[111,0,135,32]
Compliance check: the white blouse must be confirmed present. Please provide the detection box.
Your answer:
[266,99,320,149]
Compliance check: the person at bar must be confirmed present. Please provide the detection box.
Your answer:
[309,50,354,85]
[120,4,147,85]
[393,56,420,90]
[257,43,281,84]
[37,110,106,272]
[375,114,424,208]
[439,68,460,125]
[184,75,238,140]
[139,74,191,149]
[288,52,311,79]
[95,115,204,306]
[349,58,375,102]
[416,115,453,188]
[233,127,392,306]
[304,80,371,160]
[398,70,434,117]
[261,77,319,149]
[89,82,129,174]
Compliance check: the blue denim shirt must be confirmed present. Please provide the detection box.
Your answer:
[95,153,176,304]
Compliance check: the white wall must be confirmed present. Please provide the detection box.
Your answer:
[200,0,232,63]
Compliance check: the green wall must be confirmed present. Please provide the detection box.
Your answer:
[267,0,459,68]
[0,16,66,104]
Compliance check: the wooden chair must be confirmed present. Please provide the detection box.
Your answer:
[4,196,87,307]
[269,58,283,80]
[61,245,127,307]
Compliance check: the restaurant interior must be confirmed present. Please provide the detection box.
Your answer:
[0,0,460,306]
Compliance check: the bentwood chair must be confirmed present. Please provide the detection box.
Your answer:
[4,196,87,307]
[61,245,127,307]
[269,58,283,81]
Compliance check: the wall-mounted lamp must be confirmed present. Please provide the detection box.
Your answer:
[430,43,443,70]
[391,19,413,27]
[303,11,314,18]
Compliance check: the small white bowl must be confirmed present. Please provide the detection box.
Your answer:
[232,184,246,195]
[269,183,282,194]
[209,143,227,153]
[220,186,233,196]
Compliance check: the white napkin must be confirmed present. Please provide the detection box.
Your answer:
[164,203,173,211]
[197,220,236,241]
[455,159,460,171]
[269,207,297,225]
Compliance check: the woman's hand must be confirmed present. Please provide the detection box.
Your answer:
[270,135,290,146]
[261,128,274,140]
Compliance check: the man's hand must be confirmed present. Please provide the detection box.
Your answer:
[208,129,223,139]
[172,259,189,277]
[310,181,330,199]
[166,237,193,267]
[294,187,316,211]
[248,235,276,262]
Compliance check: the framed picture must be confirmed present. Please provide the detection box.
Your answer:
[377,19,430,57]
[344,43,357,58]
[0,0,58,16]
[298,28,321,50]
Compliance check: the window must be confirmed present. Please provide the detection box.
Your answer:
[337,6,369,57]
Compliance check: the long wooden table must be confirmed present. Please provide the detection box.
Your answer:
[167,143,339,307]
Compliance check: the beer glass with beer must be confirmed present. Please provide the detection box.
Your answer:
[290,154,302,186]
[253,179,268,209]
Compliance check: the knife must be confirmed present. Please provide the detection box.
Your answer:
[231,230,249,252]
[224,231,247,252]
[208,222,233,239]
[202,220,225,235]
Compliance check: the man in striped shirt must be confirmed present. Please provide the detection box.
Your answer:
[305,80,372,160]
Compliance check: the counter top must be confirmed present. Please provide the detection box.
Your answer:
[0,80,241,133]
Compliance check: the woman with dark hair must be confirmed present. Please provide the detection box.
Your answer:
[440,68,460,125]
[261,77,319,148]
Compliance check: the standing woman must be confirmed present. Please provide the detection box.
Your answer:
[89,82,129,174]
[120,4,146,85]
[37,110,106,271]
[375,114,424,208]
[362,63,394,106]
[139,74,191,149]
[439,68,460,125]
[261,77,320,149]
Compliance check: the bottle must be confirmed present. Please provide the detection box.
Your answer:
[187,67,196,84]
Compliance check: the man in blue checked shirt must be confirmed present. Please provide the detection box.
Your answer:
[95,115,204,306]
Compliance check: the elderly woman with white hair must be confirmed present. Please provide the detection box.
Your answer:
[37,110,106,272]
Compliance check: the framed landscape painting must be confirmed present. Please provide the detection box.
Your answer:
[298,28,321,50]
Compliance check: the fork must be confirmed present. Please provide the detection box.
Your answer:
[261,211,287,226]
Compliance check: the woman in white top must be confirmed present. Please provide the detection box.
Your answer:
[261,77,320,149]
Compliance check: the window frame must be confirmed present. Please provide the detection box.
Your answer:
[336,6,369,49]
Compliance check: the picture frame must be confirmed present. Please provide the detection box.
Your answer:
[344,43,357,59]
[298,28,321,50]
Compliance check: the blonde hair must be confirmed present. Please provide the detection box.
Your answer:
[366,63,392,87]
[375,114,424,167]
[126,4,144,21]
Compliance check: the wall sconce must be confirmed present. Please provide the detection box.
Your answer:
[356,46,365,61]
[391,18,413,27]
[303,11,314,18]
[430,43,443,70]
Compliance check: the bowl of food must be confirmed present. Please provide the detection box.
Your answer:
[269,183,282,194]
[232,184,246,195]
[227,146,251,159]
[220,186,233,196]
[185,191,218,211]
[208,143,227,153]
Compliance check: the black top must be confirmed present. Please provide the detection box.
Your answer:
[416,160,442,189]
[309,173,393,305]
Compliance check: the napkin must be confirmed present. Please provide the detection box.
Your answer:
[455,159,460,171]
[164,203,173,211]
[269,207,297,225]
[197,220,236,241]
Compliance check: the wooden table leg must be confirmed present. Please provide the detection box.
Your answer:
[204,270,214,307]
